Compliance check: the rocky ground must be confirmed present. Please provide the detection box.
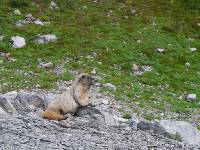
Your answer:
[0,81,199,150]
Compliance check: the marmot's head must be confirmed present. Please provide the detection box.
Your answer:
[73,74,94,106]
[77,74,93,90]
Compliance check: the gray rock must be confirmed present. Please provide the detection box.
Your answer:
[25,14,36,22]
[132,64,139,72]
[160,120,200,145]
[75,107,102,117]
[186,94,196,101]
[11,36,26,48]
[132,65,153,75]
[34,19,44,26]
[130,115,140,130]
[104,83,116,91]
[100,110,118,126]
[142,66,152,72]
[15,20,29,27]
[38,62,53,69]
[0,95,16,114]
[15,92,44,109]
[35,34,58,44]
[0,107,11,119]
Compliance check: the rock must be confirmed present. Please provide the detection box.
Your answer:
[25,14,36,22]
[0,35,4,41]
[11,36,26,48]
[35,34,58,44]
[14,9,21,15]
[91,68,96,74]
[185,62,190,67]
[15,20,28,27]
[160,120,200,145]
[15,92,44,109]
[50,1,59,10]
[130,115,140,130]
[132,64,139,72]
[100,110,118,126]
[34,19,44,26]
[142,66,152,72]
[38,62,53,69]
[190,48,197,52]
[0,107,11,119]
[186,94,197,101]
[104,83,116,91]
[132,64,153,75]
[0,96,16,114]
[75,107,102,117]
[156,48,165,53]
[100,99,109,105]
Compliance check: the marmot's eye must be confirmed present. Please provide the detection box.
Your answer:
[82,75,86,79]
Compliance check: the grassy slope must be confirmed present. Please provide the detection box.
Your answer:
[0,0,200,119]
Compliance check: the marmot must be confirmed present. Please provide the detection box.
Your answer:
[42,74,93,120]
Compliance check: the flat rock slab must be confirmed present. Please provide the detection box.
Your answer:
[160,120,200,146]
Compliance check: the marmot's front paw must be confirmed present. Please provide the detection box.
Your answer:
[87,103,95,107]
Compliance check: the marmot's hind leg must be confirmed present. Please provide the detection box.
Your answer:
[42,111,65,121]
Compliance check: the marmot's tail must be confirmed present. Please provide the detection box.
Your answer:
[42,111,65,121]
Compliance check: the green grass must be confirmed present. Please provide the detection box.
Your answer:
[0,0,200,119]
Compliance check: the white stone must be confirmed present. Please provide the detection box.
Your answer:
[156,48,165,53]
[26,14,33,18]
[0,35,4,41]
[142,66,152,72]
[132,64,139,72]
[185,62,190,67]
[160,120,200,145]
[136,39,142,43]
[50,1,59,9]
[190,48,197,52]
[104,83,116,91]
[14,9,21,15]
[11,36,26,48]
[187,94,196,101]
[35,34,58,44]
[34,19,44,26]
[38,62,53,69]
[91,68,96,74]
[0,107,11,119]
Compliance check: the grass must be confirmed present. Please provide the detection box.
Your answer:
[0,0,200,120]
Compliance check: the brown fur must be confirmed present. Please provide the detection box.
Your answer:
[42,74,93,120]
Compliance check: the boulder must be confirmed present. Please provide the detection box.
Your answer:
[15,92,44,109]
[11,36,26,48]
[160,120,200,145]
[0,96,16,114]
[35,34,58,44]
[0,107,11,119]
[186,94,197,101]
